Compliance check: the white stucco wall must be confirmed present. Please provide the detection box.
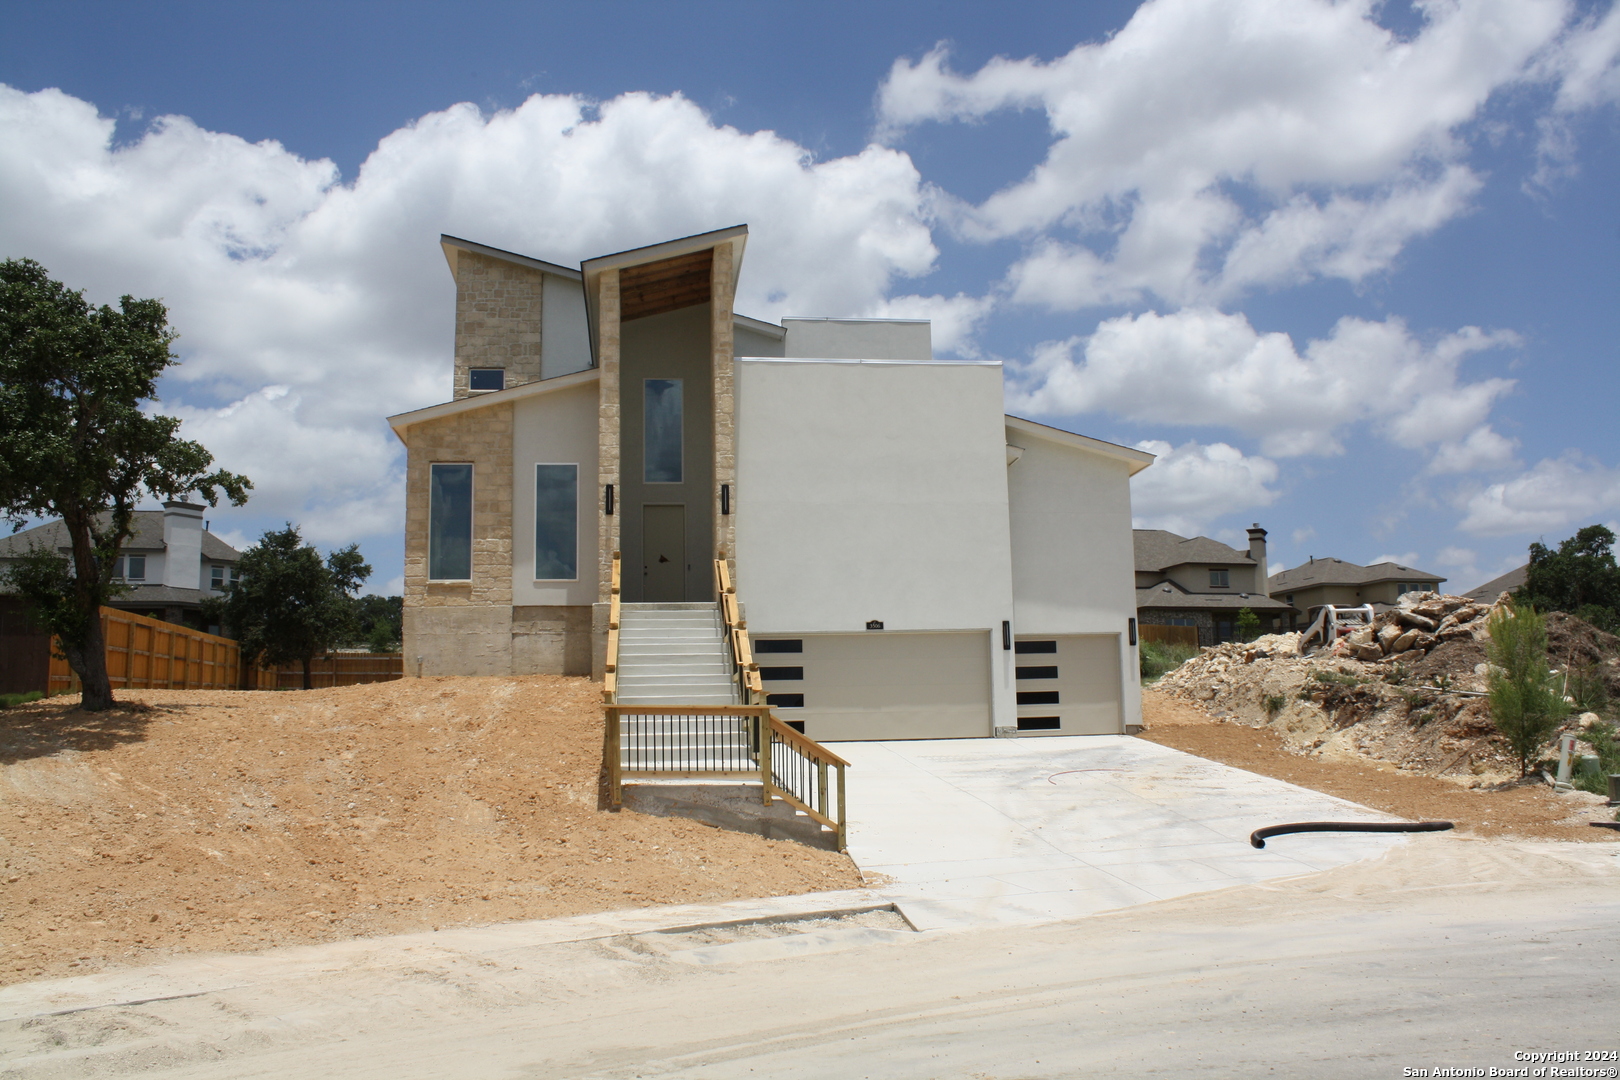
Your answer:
[511,381,600,606]
[735,357,1017,732]
[541,273,592,380]
[779,318,931,361]
[1004,429,1144,729]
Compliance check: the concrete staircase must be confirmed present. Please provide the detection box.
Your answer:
[614,602,739,706]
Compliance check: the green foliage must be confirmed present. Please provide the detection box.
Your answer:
[1485,603,1570,777]
[1519,525,1620,632]
[343,594,403,653]
[1311,669,1362,687]
[0,258,250,710]
[1564,662,1610,715]
[1139,640,1197,681]
[1572,719,1619,795]
[1235,607,1260,642]
[0,691,44,709]
[214,525,371,689]
[1263,693,1286,718]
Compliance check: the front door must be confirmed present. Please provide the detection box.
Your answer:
[641,504,685,602]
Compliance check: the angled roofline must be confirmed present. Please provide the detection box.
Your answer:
[1004,414,1156,476]
[735,313,785,340]
[581,225,749,363]
[386,367,601,443]
[439,235,582,281]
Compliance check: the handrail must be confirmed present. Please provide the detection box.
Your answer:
[602,550,622,704]
[604,703,849,851]
[714,551,763,705]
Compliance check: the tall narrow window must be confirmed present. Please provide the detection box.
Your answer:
[534,464,578,580]
[643,378,683,483]
[429,463,473,580]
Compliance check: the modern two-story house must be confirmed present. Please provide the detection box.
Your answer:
[1134,526,1291,645]
[387,226,1155,740]
[0,502,241,632]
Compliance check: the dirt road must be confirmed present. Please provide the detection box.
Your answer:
[2,837,1614,1078]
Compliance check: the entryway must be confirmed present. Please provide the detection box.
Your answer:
[641,504,685,602]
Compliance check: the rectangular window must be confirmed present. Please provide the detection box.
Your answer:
[211,565,225,590]
[766,693,805,709]
[1015,666,1059,680]
[643,378,683,483]
[534,464,578,580]
[1017,690,1060,705]
[1014,640,1057,654]
[1210,569,1230,588]
[468,368,504,391]
[759,666,804,682]
[125,555,146,581]
[429,463,474,581]
[755,639,803,653]
[1017,716,1061,731]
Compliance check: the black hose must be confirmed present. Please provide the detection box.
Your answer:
[1249,820,1453,849]
[1590,821,1620,832]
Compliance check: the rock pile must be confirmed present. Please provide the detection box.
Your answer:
[1327,591,1502,663]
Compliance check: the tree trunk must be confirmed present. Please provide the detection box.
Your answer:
[301,655,313,691]
[65,606,115,711]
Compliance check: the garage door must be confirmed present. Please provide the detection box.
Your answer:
[752,631,991,742]
[1013,634,1122,736]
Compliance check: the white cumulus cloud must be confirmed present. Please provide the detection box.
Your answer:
[1458,453,1620,536]
[1129,439,1279,536]
[1008,307,1518,462]
[879,0,1593,308]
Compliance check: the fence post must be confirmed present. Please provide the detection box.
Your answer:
[835,764,847,852]
[758,713,773,806]
[606,706,623,809]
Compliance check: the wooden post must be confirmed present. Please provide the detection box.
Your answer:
[605,705,623,809]
[759,714,773,806]
[835,763,847,852]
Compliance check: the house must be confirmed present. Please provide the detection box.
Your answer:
[0,502,241,631]
[387,226,1155,740]
[1464,564,1526,604]
[1267,557,1446,629]
[1134,525,1291,645]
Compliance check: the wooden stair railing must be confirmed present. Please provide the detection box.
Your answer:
[714,551,763,705]
[602,550,622,704]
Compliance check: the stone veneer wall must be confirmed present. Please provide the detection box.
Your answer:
[402,404,516,675]
[710,244,737,577]
[591,270,621,679]
[452,251,545,401]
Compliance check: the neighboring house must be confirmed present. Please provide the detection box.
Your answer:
[1134,525,1291,646]
[387,226,1155,741]
[0,502,241,632]
[1464,564,1527,604]
[1267,557,1446,629]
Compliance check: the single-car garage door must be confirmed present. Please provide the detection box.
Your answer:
[752,631,991,742]
[1013,634,1123,736]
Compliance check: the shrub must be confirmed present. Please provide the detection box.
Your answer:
[1263,693,1286,718]
[1485,603,1570,777]
[1140,640,1198,681]
[0,691,43,709]
[1573,720,1620,796]
[1564,662,1609,715]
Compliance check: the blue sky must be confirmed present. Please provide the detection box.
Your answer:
[2,0,1617,595]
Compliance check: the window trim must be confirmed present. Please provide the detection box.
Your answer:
[1209,568,1230,588]
[428,462,475,583]
[533,462,580,582]
[467,368,505,392]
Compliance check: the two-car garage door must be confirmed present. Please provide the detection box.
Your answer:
[1013,634,1124,736]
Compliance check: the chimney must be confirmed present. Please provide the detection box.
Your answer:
[1247,523,1269,594]
[162,501,205,589]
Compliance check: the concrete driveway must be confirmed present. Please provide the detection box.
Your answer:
[833,734,1412,930]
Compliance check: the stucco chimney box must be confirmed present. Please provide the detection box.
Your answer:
[1246,523,1269,593]
[162,501,205,589]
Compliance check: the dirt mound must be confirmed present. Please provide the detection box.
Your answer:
[1152,597,1620,784]
[0,677,860,986]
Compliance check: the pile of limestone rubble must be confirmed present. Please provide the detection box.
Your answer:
[1153,592,1620,785]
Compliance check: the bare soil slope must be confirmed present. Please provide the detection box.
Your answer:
[0,677,860,985]
[1139,688,1617,841]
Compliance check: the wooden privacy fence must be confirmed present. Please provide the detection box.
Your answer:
[1139,623,1200,649]
[48,606,263,694]
[267,653,403,689]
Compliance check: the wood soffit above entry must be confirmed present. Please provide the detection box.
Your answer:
[618,248,713,322]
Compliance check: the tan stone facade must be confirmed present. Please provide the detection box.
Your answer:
[452,252,545,400]
[401,404,515,675]
[710,243,737,579]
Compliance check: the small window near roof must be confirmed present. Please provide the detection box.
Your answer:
[1209,569,1229,588]
[211,565,225,590]
[468,368,505,391]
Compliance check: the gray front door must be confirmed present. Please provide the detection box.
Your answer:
[641,504,685,602]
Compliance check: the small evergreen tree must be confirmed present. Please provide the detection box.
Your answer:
[216,525,371,689]
[1236,607,1260,642]
[1484,602,1568,777]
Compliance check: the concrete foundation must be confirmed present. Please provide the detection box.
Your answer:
[621,782,837,850]
[512,605,592,676]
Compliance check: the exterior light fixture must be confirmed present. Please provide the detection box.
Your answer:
[720,483,730,515]
[1002,621,1012,650]
[604,484,615,515]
